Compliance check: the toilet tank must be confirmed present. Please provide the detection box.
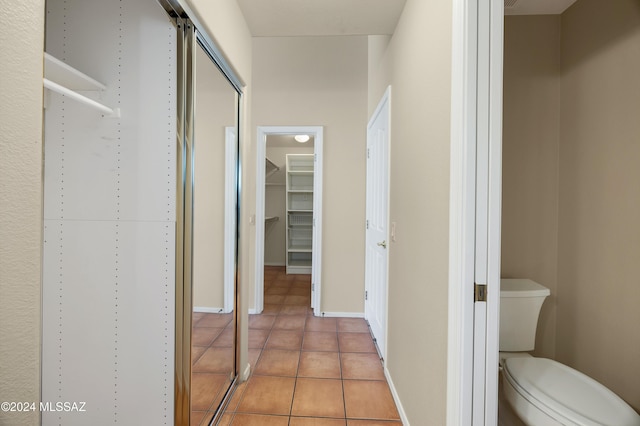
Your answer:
[500,279,550,352]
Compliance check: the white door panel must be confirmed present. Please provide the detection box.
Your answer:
[365,87,390,360]
[472,0,503,424]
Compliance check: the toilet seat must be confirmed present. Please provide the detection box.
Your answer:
[503,357,640,426]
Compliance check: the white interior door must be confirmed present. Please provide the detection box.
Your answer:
[365,87,391,360]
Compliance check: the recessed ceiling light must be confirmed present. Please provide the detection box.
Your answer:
[294,134,310,143]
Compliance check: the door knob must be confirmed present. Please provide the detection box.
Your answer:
[377,240,387,249]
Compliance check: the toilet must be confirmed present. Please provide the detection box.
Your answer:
[499,278,640,426]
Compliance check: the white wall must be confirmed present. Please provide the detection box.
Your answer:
[252,36,369,314]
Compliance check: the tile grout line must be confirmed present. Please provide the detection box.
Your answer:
[339,325,349,422]
[288,310,307,425]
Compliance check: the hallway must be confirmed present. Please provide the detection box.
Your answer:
[210,266,402,425]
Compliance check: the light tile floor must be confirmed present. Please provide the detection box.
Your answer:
[213,266,403,426]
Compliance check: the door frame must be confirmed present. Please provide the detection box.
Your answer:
[254,126,324,315]
[364,86,391,362]
[224,126,238,313]
[447,0,503,424]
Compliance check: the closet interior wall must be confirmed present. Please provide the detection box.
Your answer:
[42,0,176,423]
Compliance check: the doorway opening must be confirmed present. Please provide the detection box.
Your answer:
[255,126,324,315]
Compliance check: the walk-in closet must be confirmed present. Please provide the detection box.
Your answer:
[263,136,314,274]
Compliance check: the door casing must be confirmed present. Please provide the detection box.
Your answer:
[254,126,324,315]
[447,0,502,424]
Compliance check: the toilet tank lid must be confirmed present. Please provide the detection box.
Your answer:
[503,357,640,426]
[500,278,550,298]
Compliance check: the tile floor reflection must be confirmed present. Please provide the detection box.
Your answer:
[191,311,234,424]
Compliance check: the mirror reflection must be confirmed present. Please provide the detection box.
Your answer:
[190,41,238,423]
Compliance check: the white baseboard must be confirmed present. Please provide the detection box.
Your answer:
[249,308,260,315]
[193,307,226,313]
[315,311,365,318]
[385,365,409,425]
[264,261,285,266]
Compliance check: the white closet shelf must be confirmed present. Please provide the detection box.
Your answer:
[44,53,120,118]
[288,245,312,252]
[287,258,312,267]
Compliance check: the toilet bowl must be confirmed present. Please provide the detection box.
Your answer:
[501,356,640,426]
[499,279,640,426]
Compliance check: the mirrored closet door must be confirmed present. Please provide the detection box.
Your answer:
[170,8,243,425]
[187,33,240,426]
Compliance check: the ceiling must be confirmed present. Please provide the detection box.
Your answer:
[267,134,315,148]
[504,0,577,15]
[236,0,578,37]
[236,0,406,37]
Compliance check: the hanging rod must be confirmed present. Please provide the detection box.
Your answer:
[43,78,121,118]
[43,53,120,118]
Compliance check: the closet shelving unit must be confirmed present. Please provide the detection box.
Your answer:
[286,154,314,274]
[43,52,120,118]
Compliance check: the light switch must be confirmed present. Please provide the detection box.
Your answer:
[391,221,397,242]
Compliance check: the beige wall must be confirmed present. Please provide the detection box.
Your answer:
[367,35,392,117]
[503,1,640,411]
[368,0,452,423]
[0,2,44,426]
[252,36,369,314]
[186,0,252,86]
[502,15,561,359]
[558,0,640,411]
